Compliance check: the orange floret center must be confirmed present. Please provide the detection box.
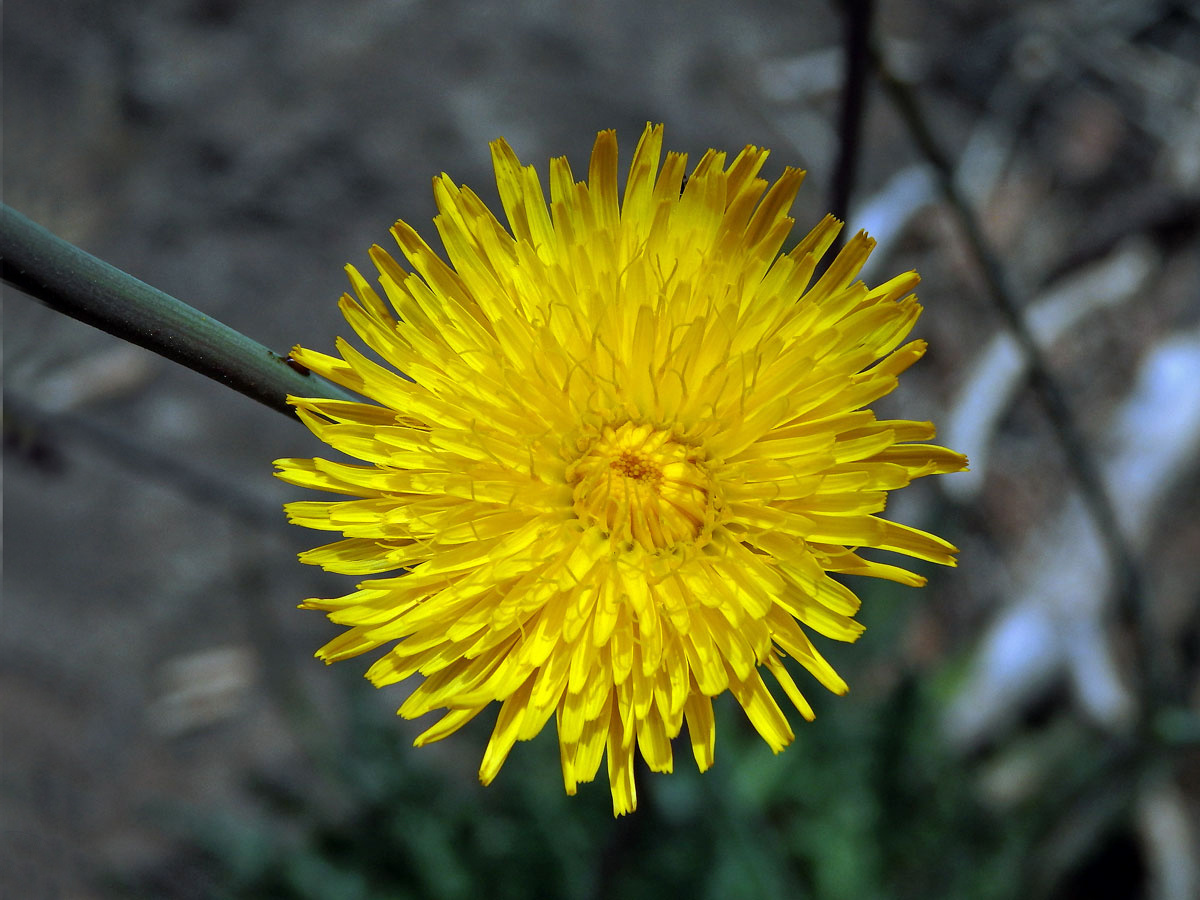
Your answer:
[569,422,715,553]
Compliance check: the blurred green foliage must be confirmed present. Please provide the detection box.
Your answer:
[142,577,1151,900]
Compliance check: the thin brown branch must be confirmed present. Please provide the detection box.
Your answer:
[869,50,1158,714]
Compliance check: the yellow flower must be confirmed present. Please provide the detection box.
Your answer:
[275,124,966,815]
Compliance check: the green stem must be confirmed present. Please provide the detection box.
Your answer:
[1,204,358,418]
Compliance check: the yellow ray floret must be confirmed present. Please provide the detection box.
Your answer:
[275,124,967,816]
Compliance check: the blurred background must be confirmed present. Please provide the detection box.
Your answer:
[4,1,1199,898]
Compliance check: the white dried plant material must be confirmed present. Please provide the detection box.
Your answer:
[148,645,257,737]
[851,165,936,280]
[1164,89,1200,189]
[944,238,1157,501]
[756,37,929,105]
[757,48,843,103]
[944,601,1061,745]
[946,331,1200,747]
[1105,335,1200,537]
[954,122,1014,209]
[1137,782,1200,900]
[37,345,156,412]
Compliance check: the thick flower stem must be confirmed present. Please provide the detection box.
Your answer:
[1,204,357,418]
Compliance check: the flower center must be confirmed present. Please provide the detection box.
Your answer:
[569,422,713,552]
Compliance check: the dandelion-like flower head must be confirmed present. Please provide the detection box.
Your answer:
[275,125,966,814]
